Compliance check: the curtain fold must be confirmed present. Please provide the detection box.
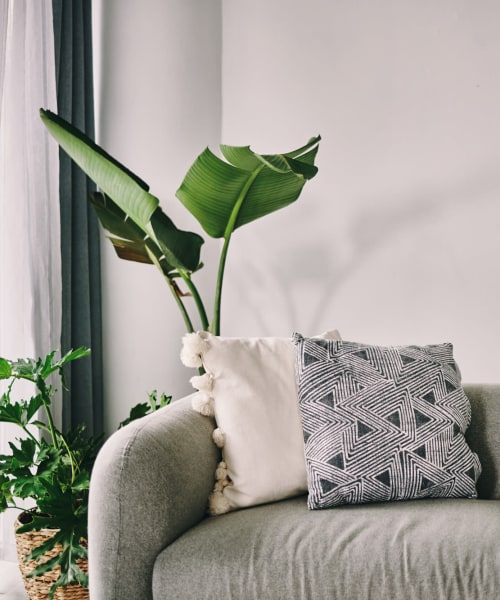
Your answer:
[52,0,103,436]
[0,0,60,561]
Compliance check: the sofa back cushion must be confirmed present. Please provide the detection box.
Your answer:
[464,384,500,499]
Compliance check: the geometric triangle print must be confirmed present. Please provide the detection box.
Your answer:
[304,352,319,367]
[320,392,334,408]
[320,478,338,495]
[420,475,436,491]
[328,452,345,470]
[357,419,374,439]
[422,390,436,404]
[386,410,401,429]
[353,349,369,361]
[414,409,432,428]
[293,334,481,509]
[445,379,457,393]
[400,353,417,366]
[414,444,427,459]
[374,468,391,488]
[312,338,330,350]
[465,466,476,480]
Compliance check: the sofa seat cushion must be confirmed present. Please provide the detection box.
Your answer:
[153,496,499,600]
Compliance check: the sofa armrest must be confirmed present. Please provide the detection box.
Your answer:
[88,395,218,600]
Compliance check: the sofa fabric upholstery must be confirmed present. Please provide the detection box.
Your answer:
[89,384,500,600]
[154,496,499,600]
[465,384,500,499]
[88,396,219,600]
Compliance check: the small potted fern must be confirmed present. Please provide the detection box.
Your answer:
[0,348,169,600]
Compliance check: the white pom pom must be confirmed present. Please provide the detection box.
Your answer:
[215,461,228,481]
[208,490,231,516]
[190,372,214,392]
[213,479,225,493]
[191,392,215,417]
[180,332,209,368]
[180,347,202,368]
[212,428,226,448]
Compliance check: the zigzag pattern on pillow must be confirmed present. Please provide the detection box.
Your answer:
[293,334,482,509]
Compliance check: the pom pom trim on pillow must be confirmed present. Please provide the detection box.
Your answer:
[181,330,342,515]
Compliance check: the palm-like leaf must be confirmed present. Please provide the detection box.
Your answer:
[176,135,320,238]
[41,107,320,333]
[40,109,203,274]
[40,109,157,227]
[89,192,203,273]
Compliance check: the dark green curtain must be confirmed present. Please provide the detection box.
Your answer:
[52,0,103,436]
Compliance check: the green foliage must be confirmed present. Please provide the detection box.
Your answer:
[40,110,204,279]
[0,348,165,598]
[40,108,320,335]
[176,137,320,238]
[118,389,171,429]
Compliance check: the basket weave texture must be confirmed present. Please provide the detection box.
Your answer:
[14,517,89,600]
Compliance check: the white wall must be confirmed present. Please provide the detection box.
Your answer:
[221,0,500,381]
[93,0,222,431]
[94,0,500,430]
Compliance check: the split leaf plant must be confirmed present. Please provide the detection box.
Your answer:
[0,349,170,598]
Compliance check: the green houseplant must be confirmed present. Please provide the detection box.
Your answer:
[30,111,319,596]
[0,348,169,599]
[40,109,320,335]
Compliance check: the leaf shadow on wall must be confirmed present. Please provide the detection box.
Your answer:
[224,166,500,337]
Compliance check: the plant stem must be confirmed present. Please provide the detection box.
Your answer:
[21,426,40,447]
[38,380,60,450]
[178,271,210,331]
[145,238,198,334]
[211,235,231,335]
[166,277,195,333]
[59,434,77,484]
[211,164,264,335]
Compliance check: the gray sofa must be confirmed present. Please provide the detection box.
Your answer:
[88,384,500,599]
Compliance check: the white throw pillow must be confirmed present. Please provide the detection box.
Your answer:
[181,330,341,514]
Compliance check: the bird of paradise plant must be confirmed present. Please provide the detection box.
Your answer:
[40,109,320,336]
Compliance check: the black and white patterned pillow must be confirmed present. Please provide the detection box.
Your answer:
[293,334,481,509]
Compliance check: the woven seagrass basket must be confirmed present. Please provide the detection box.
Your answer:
[14,515,89,600]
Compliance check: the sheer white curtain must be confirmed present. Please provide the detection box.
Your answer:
[0,0,60,561]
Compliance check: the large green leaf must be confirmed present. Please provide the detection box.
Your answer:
[89,192,146,243]
[176,135,320,238]
[40,109,158,230]
[89,192,156,266]
[41,111,205,273]
[150,209,204,272]
[90,192,203,273]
